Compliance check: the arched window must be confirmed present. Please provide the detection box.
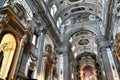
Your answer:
[50,4,57,16]
[32,34,38,47]
[57,17,62,29]
[81,65,97,80]
[69,37,73,42]
[44,0,49,3]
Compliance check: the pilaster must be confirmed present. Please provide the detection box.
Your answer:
[35,26,46,78]
[97,36,114,80]
[16,34,30,79]
[59,41,71,80]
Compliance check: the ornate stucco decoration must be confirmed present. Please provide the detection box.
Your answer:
[114,33,120,63]
[28,61,36,71]
[43,44,58,79]
[0,5,32,35]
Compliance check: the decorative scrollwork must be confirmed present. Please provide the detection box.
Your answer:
[116,33,120,42]
[14,3,26,20]
[114,33,120,63]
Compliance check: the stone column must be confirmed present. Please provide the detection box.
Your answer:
[35,27,46,79]
[100,48,114,80]
[59,42,71,80]
[97,36,114,80]
[63,52,69,80]
[37,31,45,73]
[58,54,64,80]
[69,62,72,80]
[15,34,29,79]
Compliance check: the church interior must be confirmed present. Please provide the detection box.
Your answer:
[0,0,120,80]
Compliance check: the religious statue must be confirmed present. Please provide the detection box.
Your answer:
[44,44,58,80]
[115,32,120,42]
[45,44,52,53]
[114,33,120,63]
[28,61,36,79]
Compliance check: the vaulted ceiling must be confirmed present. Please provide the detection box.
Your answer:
[36,0,113,61]
[42,0,110,59]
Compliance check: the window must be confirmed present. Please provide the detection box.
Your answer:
[69,37,73,42]
[32,34,38,47]
[44,0,49,3]
[57,17,62,29]
[51,8,54,16]
[50,4,57,16]
[72,46,75,51]
[1,0,9,7]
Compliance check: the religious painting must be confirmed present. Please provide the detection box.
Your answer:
[83,65,95,80]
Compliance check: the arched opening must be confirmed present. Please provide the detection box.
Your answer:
[0,33,16,79]
[81,65,97,80]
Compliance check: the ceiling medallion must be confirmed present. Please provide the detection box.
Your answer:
[78,39,89,45]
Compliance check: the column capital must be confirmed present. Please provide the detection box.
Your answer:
[59,41,71,54]
[96,36,110,48]
[34,26,46,35]
[59,46,68,54]
[61,41,72,48]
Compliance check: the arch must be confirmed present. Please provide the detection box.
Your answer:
[0,33,17,79]
[55,3,102,21]
[63,28,98,42]
[80,65,97,80]
[76,52,96,61]
[83,65,94,80]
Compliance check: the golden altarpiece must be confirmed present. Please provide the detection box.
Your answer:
[0,2,32,79]
[79,56,97,80]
